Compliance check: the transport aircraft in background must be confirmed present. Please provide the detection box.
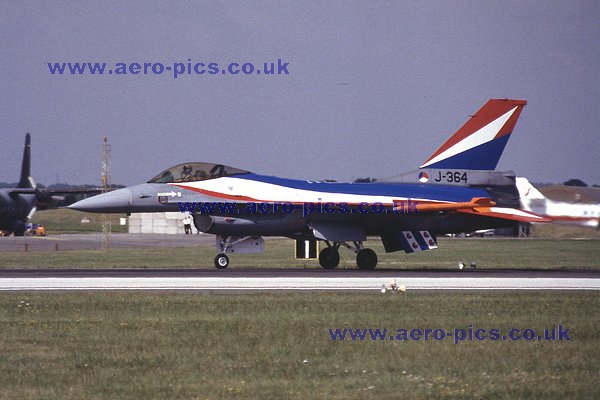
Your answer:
[69,99,550,269]
[0,134,37,235]
[516,178,599,229]
[0,134,102,236]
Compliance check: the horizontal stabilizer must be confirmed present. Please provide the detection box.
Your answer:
[457,207,552,223]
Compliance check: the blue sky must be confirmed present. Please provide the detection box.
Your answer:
[2,1,599,186]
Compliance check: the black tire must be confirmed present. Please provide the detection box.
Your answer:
[214,253,229,269]
[356,248,378,270]
[319,247,340,270]
[15,222,26,237]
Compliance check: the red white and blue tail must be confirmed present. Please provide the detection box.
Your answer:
[420,99,527,170]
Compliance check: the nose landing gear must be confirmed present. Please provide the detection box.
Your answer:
[214,253,230,269]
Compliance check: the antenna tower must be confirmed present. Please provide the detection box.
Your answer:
[101,136,112,249]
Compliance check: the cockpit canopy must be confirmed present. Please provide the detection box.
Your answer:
[147,162,250,184]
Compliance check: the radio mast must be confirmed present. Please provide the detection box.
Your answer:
[101,136,112,249]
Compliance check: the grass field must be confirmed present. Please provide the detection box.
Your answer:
[30,209,128,234]
[0,291,597,399]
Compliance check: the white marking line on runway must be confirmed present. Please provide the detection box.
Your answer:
[0,277,598,291]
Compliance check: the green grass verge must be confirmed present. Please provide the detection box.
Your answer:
[30,209,128,234]
[1,237,599,270]
[0,291,597,399]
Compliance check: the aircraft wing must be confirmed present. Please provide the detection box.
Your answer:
[310,220,366,242]
[7,188,104,196]
[5,188,36,196]
[409,197,550,223]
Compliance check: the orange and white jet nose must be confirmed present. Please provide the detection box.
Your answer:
[69,188,133,213]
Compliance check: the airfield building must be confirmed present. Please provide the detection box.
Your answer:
[540,185,600,204]
[128,212,190,235]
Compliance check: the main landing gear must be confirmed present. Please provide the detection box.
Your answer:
[318,245,340,270]
[318,241,378,270]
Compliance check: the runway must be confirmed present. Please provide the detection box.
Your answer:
[1,269,598,291]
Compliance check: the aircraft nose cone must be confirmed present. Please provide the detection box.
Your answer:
[69,188,133,213]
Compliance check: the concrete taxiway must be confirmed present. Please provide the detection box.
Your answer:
[0,269,598,291]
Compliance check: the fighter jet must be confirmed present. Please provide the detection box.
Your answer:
[0,134,102,236]
[69,99,550,269]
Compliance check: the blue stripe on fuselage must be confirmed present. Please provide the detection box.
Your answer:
[425,134,511,170]
[232,174,489,202]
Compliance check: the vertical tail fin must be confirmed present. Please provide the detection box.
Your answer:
[515,177,546,201]
[420,99,527,170]
[515,177,546,214]
[17,133,32,188]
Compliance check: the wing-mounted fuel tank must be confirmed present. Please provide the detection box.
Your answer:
[193,213,307,236]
